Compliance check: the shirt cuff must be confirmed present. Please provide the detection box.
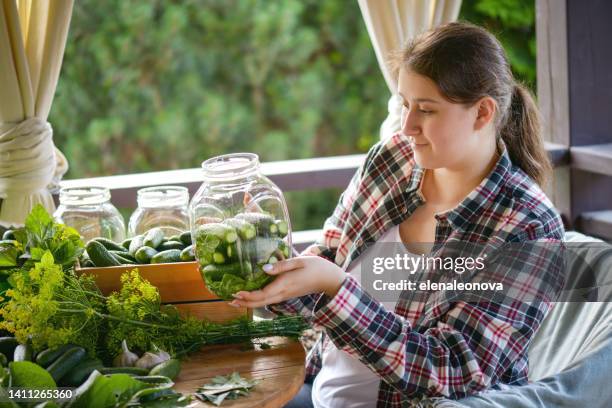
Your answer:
[312,275,365,345]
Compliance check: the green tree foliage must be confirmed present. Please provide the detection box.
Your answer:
[49,0,536,231]
[460,0,536,89]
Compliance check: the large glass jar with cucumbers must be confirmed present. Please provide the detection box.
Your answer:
[189,153,292,300]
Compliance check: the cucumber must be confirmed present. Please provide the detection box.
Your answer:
[226,242,237,261]
[148,358,181,380]
[81,259,95,267]
[87,240,121,267]
[93,237,126,252]
[195,223,238,245]
[180,245,195,262]
[129,234,145,256]
[98,366,149,375]
[13,344,33,362]
[278,240,291,258]
[0,337,18,360]
[1,230,15,241]
[241,237,285,264]
[143,228,164,249]
[179,231,192,246]
[121,238,133,250]
[46,346,87,382]
[269,222,279,236]
[135,246,158,264]
[110,250,137,262]
[60,356,104,387]
[212,251,226,264]
[202,262,252,281]
[235,212,276,236]
[275,220,289,237]
[151,249,182,264]
[0,239,18,247]
[158,241,185,251]
[223,218,256,241]
[110,252,137,265]
[0,353,7,367]
[168,235,182,243]
[35,344,74,368]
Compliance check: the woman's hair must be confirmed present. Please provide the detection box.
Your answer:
[392,22,551,186]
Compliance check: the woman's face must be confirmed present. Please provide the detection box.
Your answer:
[398,69,488,170]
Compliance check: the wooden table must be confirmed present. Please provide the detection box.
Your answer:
[173,337,306,407]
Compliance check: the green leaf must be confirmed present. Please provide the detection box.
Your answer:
[8,361,57,390]
[69,373,146,408]
[30,247,46,262]
[25,204,55,246]
[0,246,20,267]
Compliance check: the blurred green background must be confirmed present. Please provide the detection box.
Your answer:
[50,0,536,231]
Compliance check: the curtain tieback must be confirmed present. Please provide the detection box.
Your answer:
[0,118,57,226]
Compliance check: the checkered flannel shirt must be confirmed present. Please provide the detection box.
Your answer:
[268,133,565,407]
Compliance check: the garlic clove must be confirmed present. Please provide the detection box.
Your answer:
[135,351,165,370]
[113,339,139,367]
[151,343,171,362]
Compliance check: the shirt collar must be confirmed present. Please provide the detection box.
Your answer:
[407,140,512,233]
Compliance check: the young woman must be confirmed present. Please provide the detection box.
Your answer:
[230,22,564,407]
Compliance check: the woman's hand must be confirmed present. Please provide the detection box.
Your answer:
[229,256,346,308]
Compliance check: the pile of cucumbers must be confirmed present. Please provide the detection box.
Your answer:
[0,337,180,388]
[194,212,290,300]
[81,227,195,268]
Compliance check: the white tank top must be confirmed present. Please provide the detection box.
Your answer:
[312,224,414,408]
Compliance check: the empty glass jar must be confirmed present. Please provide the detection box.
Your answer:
[189,153,292,300]
[128,186,190,237]
[54,186,126,243]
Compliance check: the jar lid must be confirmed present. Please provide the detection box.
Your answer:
[137,186,189,208]
[201,153,260,180]
[59,186,111,206]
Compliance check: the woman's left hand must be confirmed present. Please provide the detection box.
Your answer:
[229,256,346,308]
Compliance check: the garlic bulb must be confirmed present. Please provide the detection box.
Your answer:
[134,344,171,370]
[135,351,166,370]
[151,343,171,362]
[113,340,139,367]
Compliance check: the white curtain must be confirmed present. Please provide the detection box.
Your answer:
[358,0,462,139]
[0,0,73,227]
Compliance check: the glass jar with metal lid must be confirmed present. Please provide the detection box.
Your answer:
[128,186,190,237]
[54,186,126,243]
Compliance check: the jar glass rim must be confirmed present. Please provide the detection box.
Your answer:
[59,186,110,205]
[137,186,189,207]
[201,153,259,179]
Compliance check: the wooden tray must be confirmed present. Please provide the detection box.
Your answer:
[174,336,306,407]
[76,261,250,323]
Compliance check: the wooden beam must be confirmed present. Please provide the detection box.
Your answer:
[536,0,570,146]
[59,154,365,209]
[536,0,571,222]
[571,144,612,177]
[578,210,612,241]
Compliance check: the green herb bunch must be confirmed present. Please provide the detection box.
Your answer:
[0,251,104,353]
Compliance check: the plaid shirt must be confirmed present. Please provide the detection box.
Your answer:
[269,133,564,407]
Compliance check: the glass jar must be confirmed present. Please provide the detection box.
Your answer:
[128,186,190,237]
[189,153,292,300]
[54,186,126,243]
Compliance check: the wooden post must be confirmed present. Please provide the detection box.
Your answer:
[537,0,612,238]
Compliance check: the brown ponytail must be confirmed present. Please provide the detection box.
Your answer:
[500,83,551,186]
[392,22,551,186]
